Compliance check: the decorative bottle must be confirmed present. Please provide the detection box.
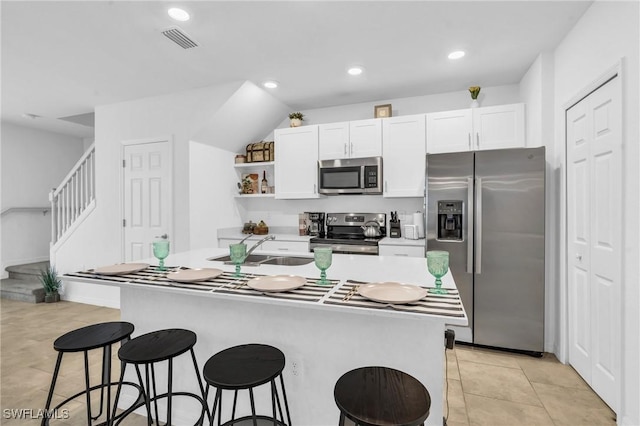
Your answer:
[261,170,268,194]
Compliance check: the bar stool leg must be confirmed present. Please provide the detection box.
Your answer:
[270,380,277,425]
[83,351,92,426]
[231,390,238,421]
[110,361,127,425]
[42,352,64,426]
[279,374,292,425]
[190,348,211,422]
[167,358,173,426]
[338,412,346,426]
[249,388,258,426]
[149,363,160,424]
[134,364,152,426]
[272,380,284,424]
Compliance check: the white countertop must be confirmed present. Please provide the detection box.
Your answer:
[69,247,467,326]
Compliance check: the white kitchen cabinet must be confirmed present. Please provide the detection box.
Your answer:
[426,103,525,153]
[379,244,425,258]
[382,114,426,197]
[318,118,382,160]
[274,125,322,199]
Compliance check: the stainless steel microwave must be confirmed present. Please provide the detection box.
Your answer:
[318,157,383,195]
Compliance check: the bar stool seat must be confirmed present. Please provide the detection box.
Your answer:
[43,321,140,426]
[112,328,208,426]
[334,366,431,426]
[203,344,291,426]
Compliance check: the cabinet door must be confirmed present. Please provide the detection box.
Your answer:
[382,114,426,197]
[349,118,382,158]
[319,122,350,160]
[426,109,473,154]
[274,126,321,199]
[473,103,525,150]
[260,240,309,254]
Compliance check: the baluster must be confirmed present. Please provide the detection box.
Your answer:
[50,189,57,244]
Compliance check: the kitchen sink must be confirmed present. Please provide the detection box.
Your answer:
[207,254,313,266]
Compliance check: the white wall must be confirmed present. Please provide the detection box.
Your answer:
[0,122,84,276]
[553,2,639,424]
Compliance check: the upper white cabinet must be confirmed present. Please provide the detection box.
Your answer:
[274,125,322,199]
[319,118,382,160]
[427,103,525,154]
[382,114,426,198]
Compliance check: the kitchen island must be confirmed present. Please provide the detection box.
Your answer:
[64,248,467,425]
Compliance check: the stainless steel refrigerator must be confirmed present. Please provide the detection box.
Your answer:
[426,147,545,353]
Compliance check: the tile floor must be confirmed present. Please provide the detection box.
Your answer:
[1,298,617,426]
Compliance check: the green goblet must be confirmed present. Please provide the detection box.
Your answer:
[152,239,170,271]
[229,243,247,278]
[314,246,333,285]
[427,250,449,294]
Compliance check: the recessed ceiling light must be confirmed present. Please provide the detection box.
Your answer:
[263,81,279,89]
[168,7,190,22]
[347,66,364,76]
[448,51,466,60]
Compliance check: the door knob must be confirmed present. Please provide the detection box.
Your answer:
[576,254,582,261]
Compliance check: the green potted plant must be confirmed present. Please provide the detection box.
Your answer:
[40,266,61,303]
[469,86,481,108]
[288,112,304,128]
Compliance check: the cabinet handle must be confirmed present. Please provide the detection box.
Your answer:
[476,132,480,149]
[394,253,409,257]
[468,133,471,150]
[344,143,347,155]
[350,143,353,156]
[278,248,289,251]
[384,181,388,193]
[314,184,317,194]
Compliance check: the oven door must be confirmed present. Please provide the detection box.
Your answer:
[318,164,363,194]
[309,241,379,255]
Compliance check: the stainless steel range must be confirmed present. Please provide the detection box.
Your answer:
[309,213,386,255]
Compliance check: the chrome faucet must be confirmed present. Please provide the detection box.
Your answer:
[246,234,275,257]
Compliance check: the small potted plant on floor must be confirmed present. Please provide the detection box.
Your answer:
[40,266,61,303]
[288,112,304,127]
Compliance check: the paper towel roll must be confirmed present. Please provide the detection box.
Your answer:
[413,211,425,238]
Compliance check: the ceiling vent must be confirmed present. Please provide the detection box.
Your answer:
[162,26,199,49]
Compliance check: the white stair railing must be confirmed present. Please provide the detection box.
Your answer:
[50,143,96,245]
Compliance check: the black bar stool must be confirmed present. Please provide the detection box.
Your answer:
[42,321,141,426]
[111,328,208,426]
[334,366,431,426]
[203,343,292,426]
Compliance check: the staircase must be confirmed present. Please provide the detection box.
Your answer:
[1,261,49,303]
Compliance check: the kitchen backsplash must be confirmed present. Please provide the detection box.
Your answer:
[235,196,424,228]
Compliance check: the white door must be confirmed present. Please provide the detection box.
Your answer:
[319,122,350,160]
[123,141,172,261]
[382,114,426,197]
[567,76,621,411]
[426,109,473,154]
[473,103,525,150]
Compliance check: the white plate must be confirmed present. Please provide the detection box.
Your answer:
[246,275,307,293]
[357,282,428,304]
[167,268,224,283]
[93,263,150,275]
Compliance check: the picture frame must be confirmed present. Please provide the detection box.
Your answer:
[374,104,392,118]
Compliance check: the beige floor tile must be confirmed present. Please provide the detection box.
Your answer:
[532,382,616,426]
[465,393,554,426]
[446,348,460,381]
[517,356,589,389]
[455,345,523,369]
[446,379,469,425]
[458,360,541,406]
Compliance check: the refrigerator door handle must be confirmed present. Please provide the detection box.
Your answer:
[467,177,474,274]
[468,133,471,150]
[476,177,482,274]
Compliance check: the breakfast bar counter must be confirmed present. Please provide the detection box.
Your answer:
[64,248,467,425]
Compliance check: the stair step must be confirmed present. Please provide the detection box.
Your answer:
[6,261,50,281]
[1,278,45,303]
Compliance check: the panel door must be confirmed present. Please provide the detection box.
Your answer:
[382,114,426,197]
[123,141,172,262]
[426,109,473,154]
[274,126,321,199]
[473,103,525,151]
[319,122,350,160]
[349,118,382,158]
[567,76,621,411]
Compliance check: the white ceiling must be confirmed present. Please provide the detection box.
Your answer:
[1,1,592,138]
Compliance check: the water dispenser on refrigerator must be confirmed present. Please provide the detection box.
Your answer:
[437,201,463,241]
